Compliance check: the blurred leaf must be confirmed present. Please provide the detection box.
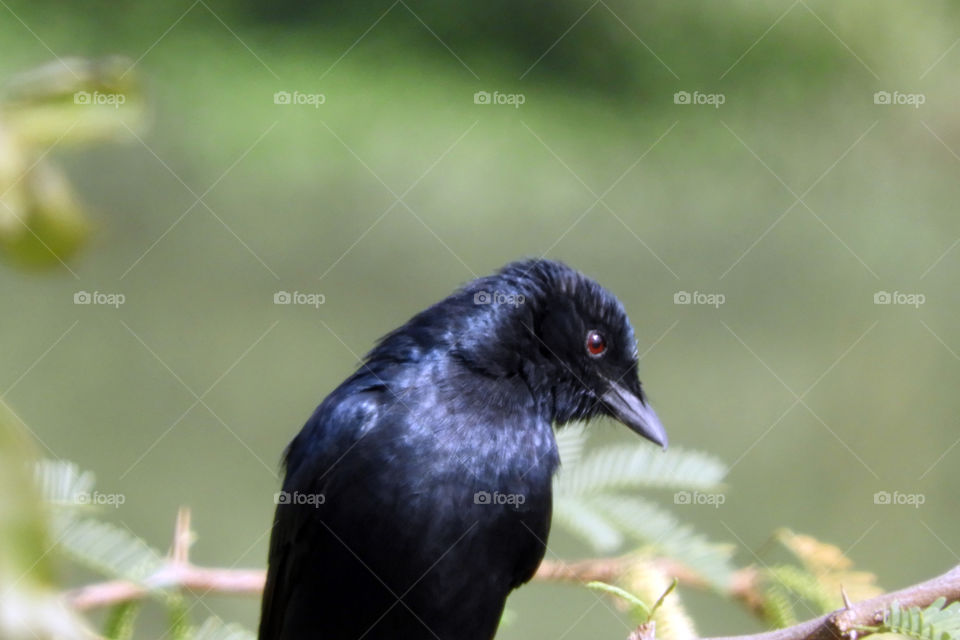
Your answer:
[1,56,145,146]
[188,617,257,640]
[761,583,798,629]
[552,495,625,552]
[0,139,90,268]
[554,493,735,589]
[38,459,165,587]
[0,405,86,639]
[555,444,727,495]
[777,529,854,573]
[587,580,652,621]
[775,529,882,606]
[592,494,736,590]
[623,558,697,640]
[169,597,192,640]
[554,430,734,589]
[765,565,835,615]
[0,57,146,269]
[52,514,165,586]
[34,459,95,509]
[555,422,588,469]
[103,601,141,640]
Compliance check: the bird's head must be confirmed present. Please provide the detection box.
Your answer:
[453,259,668,449]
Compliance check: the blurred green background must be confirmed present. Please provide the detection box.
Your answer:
[2,1,960,637]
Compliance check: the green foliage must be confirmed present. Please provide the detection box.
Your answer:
[587,577,678,624]
[761,583,798,629]
[169,598,193,640]
[766,565,835,615]
[593,494,735,590]
[35,460,165,585]
[620,561,698,640]
[757,530,883,628]
[873,598,960,640]
[557,441,728,495]
[53,515,165,585]
[1,57,145,146]
[588,580,655,622]
[0,408,87,639]
[103,601,141,640]
[0,57,144,269]
[33,459,94,507]
[33,459,256,640]
[553,426,735,589]
[189,617,258,640]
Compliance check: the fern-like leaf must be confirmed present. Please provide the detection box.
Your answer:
[34,460,166,588]
[552,496,624,551]
[775,529,882,606]
[33,459,94,508]
[555,423,589,469]
[881,598,960,640]
[553,432,734,589]
[555,445,727,496]
[762,584,798,629]
[50,514,164,585]
[766,565,834,615]
[589,494,735,589]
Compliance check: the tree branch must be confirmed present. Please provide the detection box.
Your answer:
[65,555,751,612]
[702,564,960,640]
[60,510,960,640]
[533,555,766,617]
[67,565,266,610]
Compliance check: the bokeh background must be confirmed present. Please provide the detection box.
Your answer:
[2,1,960,638]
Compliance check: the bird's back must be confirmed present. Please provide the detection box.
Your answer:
[259,356,558,640]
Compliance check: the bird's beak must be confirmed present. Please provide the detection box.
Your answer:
[601,381,668,449]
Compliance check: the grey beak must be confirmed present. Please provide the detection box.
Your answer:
[601,381,668,449]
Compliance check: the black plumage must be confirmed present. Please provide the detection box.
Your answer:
[259,259,668,640]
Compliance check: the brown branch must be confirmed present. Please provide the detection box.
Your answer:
[65,559,960,640]
[533,556,766,617]
[59,510,960,640]
[67,566,266,610]
[703,564,960,640]
[65,553,754,612]
[67,507,265,611]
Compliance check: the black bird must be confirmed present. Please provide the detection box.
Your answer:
[260,258,668,640]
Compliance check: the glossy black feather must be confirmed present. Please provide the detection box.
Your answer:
[259,258,664,640]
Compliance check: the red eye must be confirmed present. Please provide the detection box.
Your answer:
[585,330,606,357]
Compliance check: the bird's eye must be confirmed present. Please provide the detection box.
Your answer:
[585,330,606,357]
